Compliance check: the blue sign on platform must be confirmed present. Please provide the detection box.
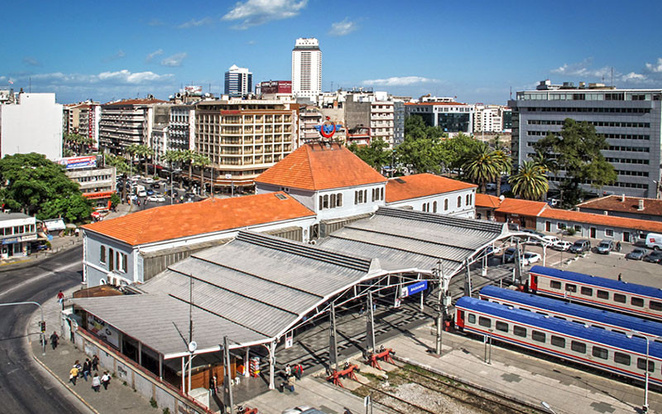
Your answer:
[401,280,428,297]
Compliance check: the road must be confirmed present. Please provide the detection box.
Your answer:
[0,246,89,414]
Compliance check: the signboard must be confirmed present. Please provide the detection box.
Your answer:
[285,331,294,349]
[87,314,120,349]
[401,280,428,298]
[57,155,97,170]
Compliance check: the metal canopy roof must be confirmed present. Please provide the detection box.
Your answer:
[72,208,507,359]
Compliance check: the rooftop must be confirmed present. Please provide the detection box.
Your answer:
[577,195,662,217]
[540,208,662,234]
[385,174,476,203]
[495,198,548,217]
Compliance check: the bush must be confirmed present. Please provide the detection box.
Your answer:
[150,397,158,408]
[162,409,170,414]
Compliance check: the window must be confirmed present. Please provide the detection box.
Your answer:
[532,330,546,343]
[614,352,631,366]
[122,253,128,273]
[580,287,593,296]
[433,201,438,213]
[592,346,608,360]
[108,248,114,271]
[631,297,644,307]
[637,358,655,372]
[496,321,508,332]
[565,284,577,293]
[550,280,562,289]
[478,316,492,328]
[457,196,462,208]
[513,326,527,337]
[597,290,609,300]
[571,341,587,353]
[336,193,343,207]
[323,195,329,209]
[444,199,449,211]
[100,246,106,264]
[651,301,662,311]
[614,293,626,303]
[605,229,613,237]
[468,314,476,324]
[551,336,566,348]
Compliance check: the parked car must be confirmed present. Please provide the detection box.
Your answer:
[503,247,520,263]
[520,229,546,245]
[542,235,560,246]
[643,250,662,263]
[596,239,615,254]
[137,190,147,197]
[645,233,662,250]
[485,183,497,191]
[151,182,161,189]
[147,195,166,203]
[522,252,542,265]
[483,245,502,256]
[143,177,154,184]
[569,239,591,254]
[282,407,326,414]
[552,240,573,251]
[625,248,647,260]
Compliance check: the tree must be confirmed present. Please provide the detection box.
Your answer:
[105,154,130,175]
[180,149,196,184]
[192,154,211,195]
[164,150,184,190]
[63,133,95,155]
[396,116,448,174]
[440,132,483,173]
[509,161,549,201]
[533,118,616,207]
[348,139,391,172]
[492,147,512,196]
[462,142,500,193]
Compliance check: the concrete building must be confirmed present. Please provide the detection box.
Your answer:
[474,104,508,135]
[577,194,662,222]
[292,38,322,99]
[256,80,292,99]
[77,103,101,148]
[65,163,117,210]
[405,101,474,136]
[98,98,168,155]
[0,92,63,160]
[0,212,37,259]
[509,80,662,198]
[385,174,476,218]
[224,65,253,98]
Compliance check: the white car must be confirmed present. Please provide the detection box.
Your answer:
[542,235,560,246]
[552,240,573,251]
[144,177,154,184]
[137,190,147,197]
[522,252,541,266]
[147,195,166,202]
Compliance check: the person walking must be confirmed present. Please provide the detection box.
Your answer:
[293,363,303,380]
[69,365,79,386]
[49,331,59,350]
[91,355,99,372]
[101,371,111,390]
[82,359,91,381]
[210,375,217,396]
[618,273,623,282]
[91,373,101,392]
[284,364,291,379]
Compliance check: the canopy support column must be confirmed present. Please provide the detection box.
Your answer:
[244,348,250,377]
[366,291,375,353]
[268,340,276,390]
[222,336,234,414]
[329,302,338,371]
[464,258,472,298]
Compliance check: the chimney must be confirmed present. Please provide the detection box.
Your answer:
[603,211,608,215]
[638,199,644,211]
[621,194,625,202]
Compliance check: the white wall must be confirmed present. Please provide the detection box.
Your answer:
[387,188,476,218]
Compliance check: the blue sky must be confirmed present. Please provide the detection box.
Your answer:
[3,0,662,105]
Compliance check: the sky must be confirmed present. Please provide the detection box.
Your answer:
[3,0,662,105]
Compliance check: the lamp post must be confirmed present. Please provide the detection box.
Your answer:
[434,259,446,356]
[627,331,653,413]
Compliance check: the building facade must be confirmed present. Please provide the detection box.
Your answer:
[509,81,662,198]
[0,212,37,259]
[98,98,167,155]
[224,65,253,98]
[405,101,474,136]
[292,38,322,99]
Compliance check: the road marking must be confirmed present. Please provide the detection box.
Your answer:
[0,262,81,300]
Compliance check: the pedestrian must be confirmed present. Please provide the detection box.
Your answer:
[57,290,65,306]
[616,241,621,252]
[91,355,99,372]
[69,364,79,386]
[618,273,622,282]
[91,372,101,392]
[101,371,111,390]
[286,374,296,392]
[210,375,217,395]
[284,363,291,379]
[50,331,59,350]
[293,363,303,380]
[82,358,91,381]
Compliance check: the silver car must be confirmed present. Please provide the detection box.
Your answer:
[596,239,614,254]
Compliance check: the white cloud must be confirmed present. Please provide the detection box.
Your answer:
[363,76,441,86]
[146,49,164,63]
[22,70,174,86]
[223,0,307,29]
[551,58,612,78]
[161,53,188,67]
[621,72,647,83]
[103,50,126,63]
[644,58,662,73]
[178,17,214,29]
[329,18,358,36]
[22,57,41,67]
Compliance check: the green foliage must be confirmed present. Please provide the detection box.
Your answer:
[110,192,121,208]
[63,133,95,155]
[162,408,170,414]
[440,132,483,172]
[462,142,500,193]
[533,118,616,207]
[509,161,549,201]
[150,397,158,408]
[105,154,130,174]
[396,116,449,174]
[126,144,155,176]
[348,139,391,172]
[38,193,93,222]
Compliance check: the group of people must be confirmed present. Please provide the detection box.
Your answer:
[281,363,303,392]
[68,356,110,392]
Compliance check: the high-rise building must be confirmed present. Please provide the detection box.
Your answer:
[224,65,252,97]
[98,97,167,155]
[509,80,662,199]
[292,38,322,99]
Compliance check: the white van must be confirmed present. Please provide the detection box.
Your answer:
[645,233,662,250]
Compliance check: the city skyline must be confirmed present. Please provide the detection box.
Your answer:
[3,0,662,105]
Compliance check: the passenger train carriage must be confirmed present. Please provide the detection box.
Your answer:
[528,265,662,321]
[479,285,662,340]
[455,296,662,386]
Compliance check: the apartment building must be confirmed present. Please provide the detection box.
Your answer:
[78,103,101,147]
[292,38,322,99]
[509,80,662,198]
[194,99,299,191]
[98,97,167,155]
[474,104,507,134]
[405,100,474,136]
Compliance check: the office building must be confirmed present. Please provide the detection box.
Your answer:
[509,80,662,198]
[224,65,252,98]
[98,97,167,155]
[405,100,474,136]
[292,38,322,99]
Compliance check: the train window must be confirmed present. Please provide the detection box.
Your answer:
[597,290,609,299]
[592,346,608,360]
[614,293,626,303]
[550,280,562,289]
[593,325,606,330]
[532,330,546,343]
[496,321,508,332]
[468,314,476,324]
[637,358,654,372]
[580,287,593,296]
[514,326,527,337]
[651,301,662,311]
[536,312,547,316]
[571,341,587,353]
[614,352,631,366]
[478,316,492,328]
[565,284,577,293]
[551,336,566,348]
[553,316,566,320]
[631,297,644,307]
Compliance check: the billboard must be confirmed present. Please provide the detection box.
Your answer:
[57,155,97,170]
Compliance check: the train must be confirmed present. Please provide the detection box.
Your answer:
[528,265,662,321]
[455,296,662,386]
[479,285,662,340]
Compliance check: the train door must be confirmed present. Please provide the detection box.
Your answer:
[529,274,538,292]
[455,309,465,329]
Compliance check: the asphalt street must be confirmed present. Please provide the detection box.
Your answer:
[0,246,89,414]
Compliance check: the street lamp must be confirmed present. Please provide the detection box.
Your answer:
[627,331,652,413]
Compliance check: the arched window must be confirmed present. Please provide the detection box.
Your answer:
[433,201,438,213]
[444,199,449,211]
[457,196,462,208]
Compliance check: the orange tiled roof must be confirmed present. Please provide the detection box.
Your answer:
[81,192,315,246]
[475,193,501,209]
[540,208,662,233]
[255,143,387,191]
[385,174,476,203]
[103,98,167,106]
[404,102,467,106]
[577,195,662,217]
[495,198,548,217]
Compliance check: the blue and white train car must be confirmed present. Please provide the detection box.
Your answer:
[479,285,662,341]
[455,296,662,386]
[528,265,662,321]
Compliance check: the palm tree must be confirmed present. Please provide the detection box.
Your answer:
[492,148,512,196]
[509,161,549,201]
[180,149,196,185]
[192,154,211,196]
[462,143,500,193]
[125,144,141,177]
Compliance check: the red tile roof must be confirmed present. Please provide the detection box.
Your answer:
[495,198,548,217]
[475,194,501,209]
[82,192,315,246]
[255,143,387,191]
[385,174,476,203]
[540,208,662,233]
[404,102,468,106]
[103,98,167,106]
[577,195,662,217]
